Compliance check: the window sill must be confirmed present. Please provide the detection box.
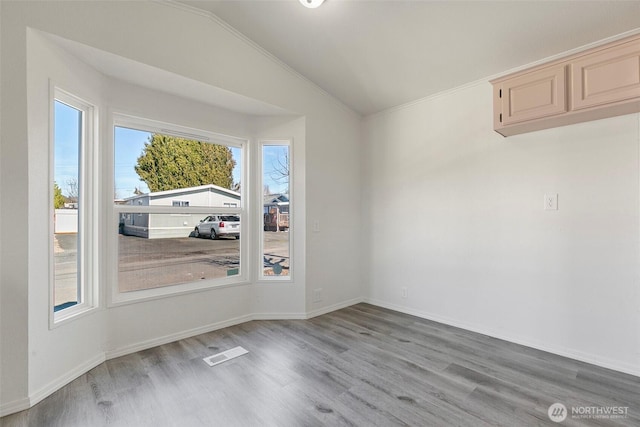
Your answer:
[51,304,100,330]
[107,277,252,308]
[258,276,292,283]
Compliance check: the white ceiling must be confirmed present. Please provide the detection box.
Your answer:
[180,0,640,116]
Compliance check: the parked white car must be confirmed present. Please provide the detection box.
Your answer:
[194,215,240,239]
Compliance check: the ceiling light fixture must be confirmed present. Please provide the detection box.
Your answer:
[299,0,324,9]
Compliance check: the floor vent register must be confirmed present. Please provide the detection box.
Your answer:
[203,346,249,367]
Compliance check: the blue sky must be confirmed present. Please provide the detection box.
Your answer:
[113,128,288,199]
[113,127,151,198]
[114,127,249,199]
[262,145,289,195]
[55,104,289,200]
[54,101,80,197]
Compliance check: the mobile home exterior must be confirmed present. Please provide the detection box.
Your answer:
[264,194,289,231]
[120,184,241,239]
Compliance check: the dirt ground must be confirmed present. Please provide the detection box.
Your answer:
[53,231,290,305]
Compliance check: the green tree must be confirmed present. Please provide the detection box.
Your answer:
[53,182,65,209]
[135,134,236,192]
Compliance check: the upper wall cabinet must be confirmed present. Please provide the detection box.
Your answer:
[571,41,640,111]
[497,65,567,126]
[492,34,640,137]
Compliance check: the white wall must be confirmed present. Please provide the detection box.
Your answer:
[0,1,2,408]
[26,28,108,407]
[102,79,302,353]
[13,0,637,417]
[251,116,308,318]
[364,81,640,376]
[305,112,364,314]
[1,0,30,411]
[1,0,363,415]
[0,0,5,412]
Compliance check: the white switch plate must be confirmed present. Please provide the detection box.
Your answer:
[312,220,320,233]
[544,193,558,210]
[401,287,408,298]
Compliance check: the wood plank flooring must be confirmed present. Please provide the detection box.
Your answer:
[2,303,639,426]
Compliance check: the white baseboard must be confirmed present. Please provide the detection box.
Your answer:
[306,297,364,319]
[5,297,637,419]
[365,298,640,378]
[4,296,637,420]
[2,300,369,417]
[105,314,254,360]
[252,298,364,321]
[106,299,366,361]
[0,397,31,418]
[252,312,307,320]
[29,353,106,410]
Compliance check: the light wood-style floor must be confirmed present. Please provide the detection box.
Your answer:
[2,303,639,426]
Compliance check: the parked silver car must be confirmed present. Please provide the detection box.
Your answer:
[194,215,240,239]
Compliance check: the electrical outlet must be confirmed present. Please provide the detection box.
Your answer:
[313,288,323,303]
[544,193,558,210]
[401,287,408,299]
[313,220,320,233]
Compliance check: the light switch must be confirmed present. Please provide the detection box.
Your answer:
[313,220,320,233]
[544,193,558,210]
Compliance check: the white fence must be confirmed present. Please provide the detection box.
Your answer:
[55,209,78,234]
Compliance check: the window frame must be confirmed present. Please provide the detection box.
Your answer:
[259,139,293,282]
[50,87,99,326]
[107,113,250,306]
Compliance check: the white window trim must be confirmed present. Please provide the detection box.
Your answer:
[259,139,293,282]
[107,113,251,307]
[50,87,99,327]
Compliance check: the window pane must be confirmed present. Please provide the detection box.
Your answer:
[114,128,242,207]
[118,213,240,292]
[262,145,290,277]
[53,100,82,310]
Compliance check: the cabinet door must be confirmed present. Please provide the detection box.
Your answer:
[498,65,567,126]
[571,39,640,111]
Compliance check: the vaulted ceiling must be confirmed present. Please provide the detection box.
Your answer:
[179,1,640,116]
